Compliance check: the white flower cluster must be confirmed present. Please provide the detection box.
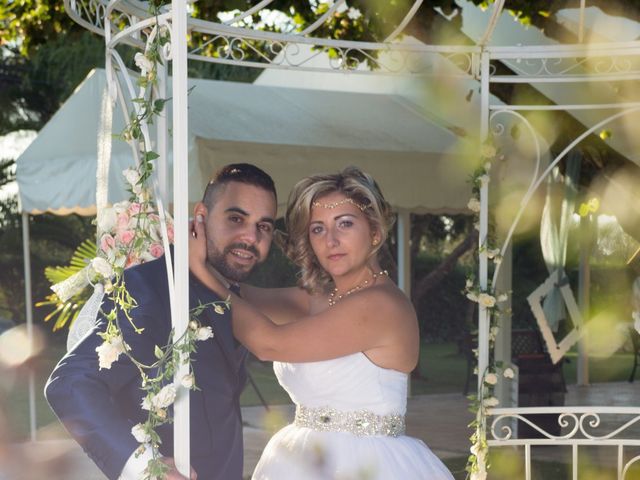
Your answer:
[189,320,214,341]
[96,335,126,370]
[142,384,177,413]
[96,169,174,275]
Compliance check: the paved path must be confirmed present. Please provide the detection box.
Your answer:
[4,382,639,479]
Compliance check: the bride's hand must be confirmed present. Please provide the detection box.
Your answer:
[189,215,227,296]
[189,215,208,276]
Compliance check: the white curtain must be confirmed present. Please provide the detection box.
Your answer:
[540,150,582,332]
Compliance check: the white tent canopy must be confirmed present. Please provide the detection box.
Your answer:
[16,68,475,216]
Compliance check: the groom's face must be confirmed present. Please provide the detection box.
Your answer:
[203,181,276,282]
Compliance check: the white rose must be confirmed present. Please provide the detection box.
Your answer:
[141,396,152,411]
[134,52,154,73]
[189,320,199,331]
[113,201,129,214]
[477,293,496,308]
[503,367,515,379]
[467,197,481,213]
[196,326,214,341]
[131,423,151,443]
[498,293,508,302]
[152,385,177,409]
[466,278,474,288]
[484,373,498,385]
[91,257,113,279]
[483,396,499,407]
[181,373,195,389]
[97,208,117,233]
[466,292,478,302]
[123,168,140,187]
[95,336,125,370]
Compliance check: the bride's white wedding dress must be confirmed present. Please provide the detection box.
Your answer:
[252,352,454,479]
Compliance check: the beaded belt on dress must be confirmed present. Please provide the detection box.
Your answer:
[294,405,405,437]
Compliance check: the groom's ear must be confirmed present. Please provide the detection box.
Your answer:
[193,202,208,221]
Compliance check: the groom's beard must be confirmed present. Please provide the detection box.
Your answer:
[206,241,261,283]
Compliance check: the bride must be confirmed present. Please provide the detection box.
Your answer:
[190,166,454,480]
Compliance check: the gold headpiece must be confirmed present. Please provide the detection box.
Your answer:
[311,198,368,212]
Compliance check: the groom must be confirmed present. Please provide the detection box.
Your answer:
[45,163,277,479]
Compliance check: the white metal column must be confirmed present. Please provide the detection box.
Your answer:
[171,0,191,475]
[477,50,491,389]
[396,210,412,397]
[396,209,411,296]
[494,243,513,407]
[22,212,37,442]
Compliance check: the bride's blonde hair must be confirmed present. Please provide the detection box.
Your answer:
[278,166,395,293]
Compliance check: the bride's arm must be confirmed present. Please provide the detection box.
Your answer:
[190,219,418,369]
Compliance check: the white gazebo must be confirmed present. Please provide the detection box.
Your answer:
[18,0,640,477]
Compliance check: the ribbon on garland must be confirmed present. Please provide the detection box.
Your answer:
[51,84,115,302]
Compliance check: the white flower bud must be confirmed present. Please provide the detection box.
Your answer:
[483,396,499,407]
[95,336,125,370]
[467,197,481,213]
[196,326,214,341]
[123,168,141,187]
[91,257,114,279]
[152,385,176,409]
[134,52,154,73]
[484,373,498,385]
[477,293,496,308]
[503,367,515,379]
[181,373,195,389]
[131,423,151,443]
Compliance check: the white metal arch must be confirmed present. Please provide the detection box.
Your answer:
[47,0,640,477]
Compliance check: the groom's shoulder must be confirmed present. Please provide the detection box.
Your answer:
[121,255,170,301]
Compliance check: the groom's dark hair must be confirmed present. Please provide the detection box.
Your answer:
[202,163,277,208]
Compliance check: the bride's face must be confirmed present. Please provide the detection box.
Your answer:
[308,192,379,279]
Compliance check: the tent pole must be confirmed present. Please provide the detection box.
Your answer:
[172,0,191,475]
[396,209,412,396]
[22,212,37,442]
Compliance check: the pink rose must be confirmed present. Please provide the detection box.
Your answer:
[167,224,174,243]
[128,202,142,216]
[118,230,135,245]
[149,243,164,258]
[148,214,160,223]
[100,234,116,253]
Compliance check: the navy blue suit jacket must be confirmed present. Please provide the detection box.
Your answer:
[45,256,247,480]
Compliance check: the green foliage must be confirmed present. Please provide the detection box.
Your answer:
[35,239,97,331]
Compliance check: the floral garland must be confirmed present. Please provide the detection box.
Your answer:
[89,2,229,478]
[463,140,515,480]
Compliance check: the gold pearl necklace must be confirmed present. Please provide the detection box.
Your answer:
[328,270,388,307]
